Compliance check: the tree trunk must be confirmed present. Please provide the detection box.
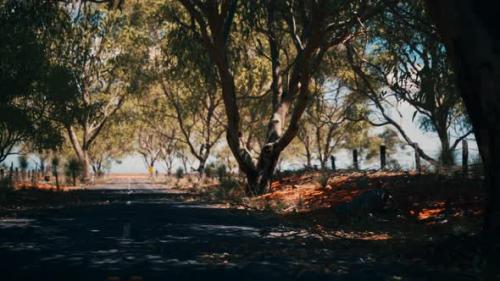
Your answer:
[245,150,280,195]
[197,159,206,179]
[54,171,59,190]
[426,1,500,277]
[181,156,188,174]
[81,150,90,182]
[165,159,173,175]
[67,126,90,182]
[319,159,328,170]
[437,127,454,166]
[305,149,312,169]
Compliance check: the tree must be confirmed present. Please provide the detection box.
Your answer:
[47,2,150,181]
[0,1,65,163]
[343,40,440,165]
[88,112,134,176]
[133,88,181,174]
[424,0,500,276]
[154,9,226,177]
[160,75,225,177]
[18,155,29,181]
[65,157,83,186]
[51,156,60,189]
[298,78,360,169]
[348,1,470,166]
[159,131,180,176]
[169,0,384,195]
[137,128,163,171]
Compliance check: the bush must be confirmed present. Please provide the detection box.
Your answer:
[317,172,330,189]
[175,167,184,179]
[18,155,29,180]
[65,158,83,186]
[0,177,14,191]
[216,164,227,181]
[219,177,240,197]
[205,163,216,178]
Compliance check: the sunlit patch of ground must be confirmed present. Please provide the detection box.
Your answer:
[241,171,484,222]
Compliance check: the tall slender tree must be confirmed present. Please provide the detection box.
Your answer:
[47,2,150,180]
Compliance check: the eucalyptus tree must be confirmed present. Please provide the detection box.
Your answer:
[88,111,135,176]
[298,78,362,169]
[167,0,386,195]
[153,10,226,177]
[160,73,225,177]
[0,0,65,163]
[342,41,440,165]
[346,1,470,166]
[47,2,151,181]
[133,92,179,173]
[424,1,500,272]
[137,129,163,170]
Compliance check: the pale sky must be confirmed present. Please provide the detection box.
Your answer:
[3,100,477,173]
[109,101,478,173]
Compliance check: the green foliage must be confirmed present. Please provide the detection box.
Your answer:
[0,1,66,162]
[18,156,29,172]
[0,176,14,193]
[211,177,242,201]
[317,172,330,189]
[205,163,216,178]
[216,164,228,181]
[65,158,83,186]
[175,167,184,179]
[51,156,60,170]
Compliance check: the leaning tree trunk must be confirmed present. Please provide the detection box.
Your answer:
[426,1,500,278]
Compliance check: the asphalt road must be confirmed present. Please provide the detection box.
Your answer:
[0,185,475,281]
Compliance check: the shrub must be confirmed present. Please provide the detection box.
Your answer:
[210,177,242,201]
[175,167,184,179]
[0,176,14,193]
[216,164,227,181]
[65,158,83,186]
[205,163,216,178]
[317,172,330,189]
[18,155,29,180]
[18,155,29,172]
[220,177,239,191]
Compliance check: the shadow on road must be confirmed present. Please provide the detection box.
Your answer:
[0,186,476,281]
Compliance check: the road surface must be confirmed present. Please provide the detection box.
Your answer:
[0,182,474,281]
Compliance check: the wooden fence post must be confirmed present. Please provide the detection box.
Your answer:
[9,163,13,179]
[380,145,386,170]
[330,155,336,171]
[15,168,19,182]
[462,140,469,178]
[353,149,359,170]
[31,170,37,186]
[413,143,421,173]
